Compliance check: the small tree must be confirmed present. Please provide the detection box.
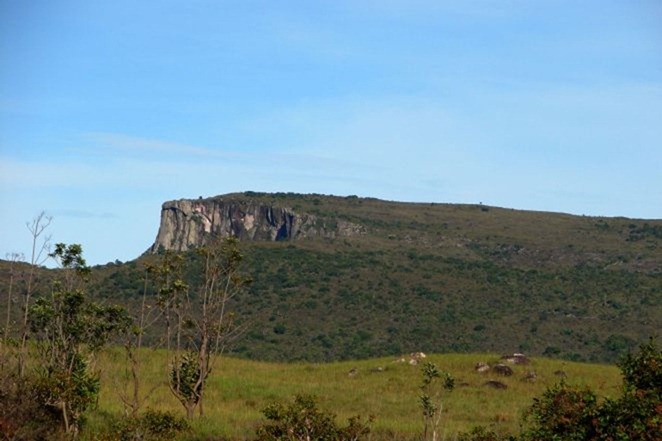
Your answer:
[29,243,129,436]
[167,236,249,418]
[420,362,455,441]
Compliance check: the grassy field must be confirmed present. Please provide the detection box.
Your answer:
[88,347,622,440]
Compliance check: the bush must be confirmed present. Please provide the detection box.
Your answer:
[595,338,661,441]
[520,382,599,441]
[0,369,62,441]
[458,426,515,441]
[95,410,190,441]
[254,394,372,441]
[519,338,661,441]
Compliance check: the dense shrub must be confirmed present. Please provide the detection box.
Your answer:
[520,338,661,441]
[594,338,662,441]
[0,368,62,441]
[520,382,599,441]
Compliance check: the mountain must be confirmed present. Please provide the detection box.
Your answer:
[2,192,661,363]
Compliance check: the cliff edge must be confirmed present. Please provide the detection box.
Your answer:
[148,194,364,253]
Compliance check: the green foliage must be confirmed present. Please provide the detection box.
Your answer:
[521,382,599,440]
[28,243,130,436]
[595,338,662,441]
[520,339,662,441]
[95,409,190,441]
[619,337,662,394]
[254,394,372,441]
[420,362,454,441]
[458,426,514,441]
[169,351,205,409]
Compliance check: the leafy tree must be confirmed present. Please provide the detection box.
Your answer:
[29,243,129,436]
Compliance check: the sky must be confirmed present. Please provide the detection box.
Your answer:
[1,0,661,266]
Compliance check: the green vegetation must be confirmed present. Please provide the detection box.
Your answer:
[254,394,372,441]
[0,195,661,439]
[79,348,621,439]
[2,194,660,363]
[419,362,455,441]
[87,193,661,363]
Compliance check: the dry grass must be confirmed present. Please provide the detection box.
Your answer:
[91,348,622,440]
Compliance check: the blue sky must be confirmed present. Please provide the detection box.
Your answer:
[1,0,661,265]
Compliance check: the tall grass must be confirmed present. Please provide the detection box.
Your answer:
[88,348,622,440]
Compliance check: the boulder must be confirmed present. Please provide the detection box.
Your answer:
[475,362,490,373]
[483,380,508,389]
[501,353,530,365]
[493,364,514,376]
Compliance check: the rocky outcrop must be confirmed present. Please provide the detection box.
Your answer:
[148,195,364,253]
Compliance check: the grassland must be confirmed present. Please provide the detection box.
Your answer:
[87,348,622,440]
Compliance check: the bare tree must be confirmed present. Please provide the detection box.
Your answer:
[118,262,169,417]
[18,212,52,377]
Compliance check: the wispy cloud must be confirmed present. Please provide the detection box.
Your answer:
[82,132,235,159]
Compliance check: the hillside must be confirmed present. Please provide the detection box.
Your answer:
[2,192,661,362]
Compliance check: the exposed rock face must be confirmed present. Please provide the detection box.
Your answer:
[148,196,364,253]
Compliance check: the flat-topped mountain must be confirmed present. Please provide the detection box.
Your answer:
[148,192,661,273]
[2,192,660,363]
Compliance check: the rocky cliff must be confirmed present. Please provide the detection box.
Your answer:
[148,194,365,253]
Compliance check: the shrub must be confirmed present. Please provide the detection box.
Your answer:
[254,394,372,441]
[595,338,662,441]
[519,338,661,441]
[0,369,62,441]
[458,426,514,441]
[520,382,599,441]
[95,410,190,441]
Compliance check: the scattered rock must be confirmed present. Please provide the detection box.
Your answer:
[475,362,490,373]
[407,351,426,365]
[522,371,537,383]
[370,366,385,373]
[554,370,567,378]
[501,353,530,365]
[493,364,514,376]
[483,380,508,389]
[348,368,358,377]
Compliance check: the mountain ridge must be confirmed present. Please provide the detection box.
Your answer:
[1,192,660,363]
